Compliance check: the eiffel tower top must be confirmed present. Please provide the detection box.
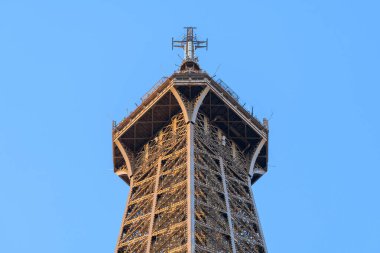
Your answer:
[113,28,269,186]
[172,27,208,71]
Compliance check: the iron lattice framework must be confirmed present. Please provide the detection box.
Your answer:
[112,28,269,253]
[117,113,188,252]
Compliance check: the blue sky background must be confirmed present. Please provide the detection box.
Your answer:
[1,0,379,252]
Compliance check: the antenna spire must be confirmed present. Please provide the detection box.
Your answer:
[172,27,208,62]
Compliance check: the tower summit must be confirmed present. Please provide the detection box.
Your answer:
[113,28,269,253]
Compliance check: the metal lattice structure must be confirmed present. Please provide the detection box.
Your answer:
[112,28,269,253]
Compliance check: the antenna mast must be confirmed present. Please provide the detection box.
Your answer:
[172,27,208,62]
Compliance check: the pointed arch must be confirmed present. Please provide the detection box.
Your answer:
[170,86,190,122]
[191,86,210,123]
[115,139,133,178]
[249,138,266,177]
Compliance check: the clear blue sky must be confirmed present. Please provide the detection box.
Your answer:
[1,0,379,252]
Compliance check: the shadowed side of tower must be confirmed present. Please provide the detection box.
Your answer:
[112,28,269,253]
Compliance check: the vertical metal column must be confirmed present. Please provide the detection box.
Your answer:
[115,177,134,253]
[220,156,237,253]
[249,180,269,253]
[146,133,162,253]
[186,122,195,253]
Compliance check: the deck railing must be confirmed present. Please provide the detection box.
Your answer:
[141,77,168,102]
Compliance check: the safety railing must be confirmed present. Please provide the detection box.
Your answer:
[141,76,168,102]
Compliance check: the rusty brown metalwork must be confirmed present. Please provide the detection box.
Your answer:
[112,29,269,253]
